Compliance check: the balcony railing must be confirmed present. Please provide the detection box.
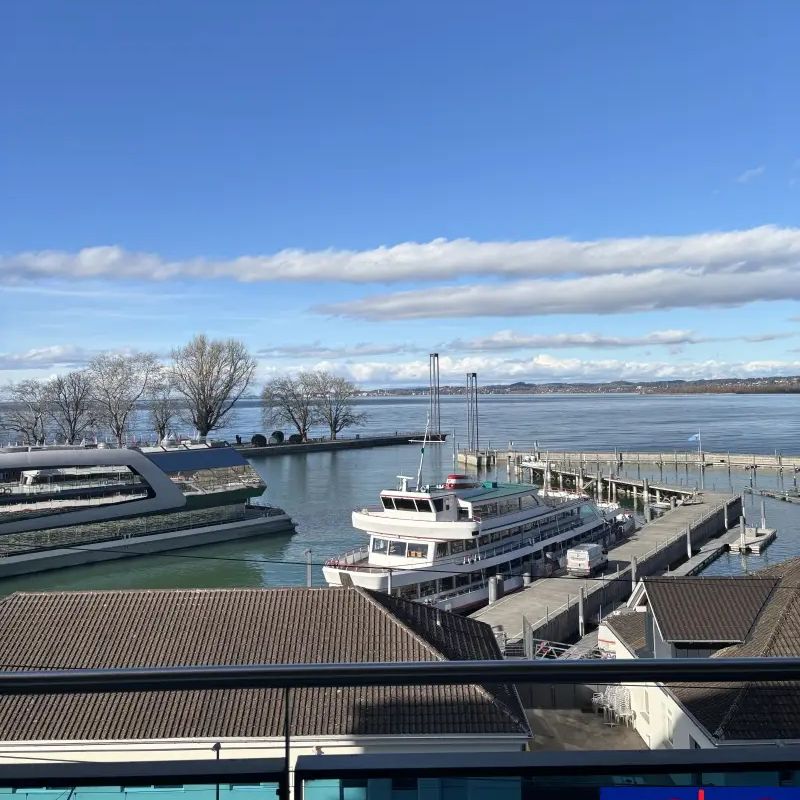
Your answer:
[2,659,800,800]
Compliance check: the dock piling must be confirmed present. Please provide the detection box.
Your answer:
[761,499,767,530]
[578,588,585,637]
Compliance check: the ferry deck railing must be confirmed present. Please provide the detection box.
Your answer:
[3,659,800,800]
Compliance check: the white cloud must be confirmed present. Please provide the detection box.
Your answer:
[320,266,800,319]
[447,329,709,351]
[257,342,413,359]
[736,165,766,184]
[4,225,800,285]
[326,354,800,386]
[0,345,97,372]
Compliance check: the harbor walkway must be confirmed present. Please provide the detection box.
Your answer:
[470,491,742,643]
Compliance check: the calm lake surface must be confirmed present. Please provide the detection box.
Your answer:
[3,393,800,594]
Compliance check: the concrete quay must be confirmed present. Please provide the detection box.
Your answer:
[237,432,435,458]
[469,491,742,643]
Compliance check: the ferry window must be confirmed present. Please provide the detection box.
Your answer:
[450,540,464,554]
[521,494,537,509]
[432,498,444,512]
[511,558,522,569]
[419,580,436,597]
[407,542,427,558]
[388,541,407,557]
[381,497,395,510]
[490,531,501,542]
[371,537,389,554]
[484,503,498,516]
[456,574,470,588]
[414,499,433,513]
[523,521,535,532]
[393,497,417,511]
[464,539,476,550]
[498,499,518,515]
[399,585,417,600]
[436,542,449,558]
[439,576,454,592]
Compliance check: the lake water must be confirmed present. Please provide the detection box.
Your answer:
[3,393,800,594]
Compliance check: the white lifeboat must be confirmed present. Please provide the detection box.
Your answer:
[445,474,479,490]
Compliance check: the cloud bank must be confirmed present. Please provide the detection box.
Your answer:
[4,225,800,286]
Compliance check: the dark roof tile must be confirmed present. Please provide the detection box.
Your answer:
[0,587,529,741]
[643,576,775,643]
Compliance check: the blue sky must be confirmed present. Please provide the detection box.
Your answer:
[2,0,800,385]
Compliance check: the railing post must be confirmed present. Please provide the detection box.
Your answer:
[283,687,292,800]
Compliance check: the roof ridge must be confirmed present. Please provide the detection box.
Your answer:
[7,587,330,599]
[356,589,529,735]
[354,587,446,662]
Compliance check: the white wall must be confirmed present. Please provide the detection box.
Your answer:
[598,619,715,750]
[0,733,529,767]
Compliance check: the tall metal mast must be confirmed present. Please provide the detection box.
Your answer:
[466,372,479,452]
[429,353,441,440]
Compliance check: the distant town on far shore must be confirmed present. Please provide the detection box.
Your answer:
[356,375,800,397]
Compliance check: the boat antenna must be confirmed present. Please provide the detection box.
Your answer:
[415,413,430,490]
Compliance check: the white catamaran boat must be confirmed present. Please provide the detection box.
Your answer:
[323,472,610,612]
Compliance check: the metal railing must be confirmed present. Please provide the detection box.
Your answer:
[0,658,798,800]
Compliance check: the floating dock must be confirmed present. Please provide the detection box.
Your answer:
[469,490,743,645]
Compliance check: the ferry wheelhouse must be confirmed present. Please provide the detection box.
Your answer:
[323,474,609,612]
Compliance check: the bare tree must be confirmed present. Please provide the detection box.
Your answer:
[170,334,257,438]
[261,373,319,442]
[312,371,366,440]
[147,372,179,443]
[45,370,96,444]
[1,379,49,444]
[88,352,160,447]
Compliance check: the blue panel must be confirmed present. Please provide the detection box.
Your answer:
[143,447,248,473]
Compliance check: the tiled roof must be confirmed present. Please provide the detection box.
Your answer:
[0,587,529,742]
[604,612,648,656]
[643,576,775,643]
[665,558,800,741]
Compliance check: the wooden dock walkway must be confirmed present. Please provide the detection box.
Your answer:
[459,447,800,472]
[469,491,742,643]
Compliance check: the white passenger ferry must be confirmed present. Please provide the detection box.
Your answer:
[323,473,610,612]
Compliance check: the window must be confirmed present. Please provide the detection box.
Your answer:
[380,496,395,510]
[521,494,537,509]
[414,499,433,513]
[450,540,464,554]
[464,538,476,550]
[439,576,454,592]
[407,542,427,558]
[432,497,444,512]
[393,497,417,511]
[388,540,407,557]
[435,542,449,558]
[478,535,490,547]
[470,571,483,584]
[371,537,388,554]
[419,580,436,596]
[456,573,470,587]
